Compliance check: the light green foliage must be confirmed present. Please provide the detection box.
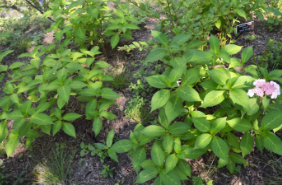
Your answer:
[125,96,151,124]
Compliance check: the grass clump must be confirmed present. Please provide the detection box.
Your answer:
[33,143,77,185]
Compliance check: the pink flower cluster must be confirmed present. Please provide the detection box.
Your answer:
[247,79,281,99]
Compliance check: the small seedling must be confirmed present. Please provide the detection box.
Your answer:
[100,165,115,178]
[12,171,30,185]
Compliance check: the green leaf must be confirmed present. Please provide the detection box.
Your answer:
[21,100,32,116]
[13,118,26,131]
[151,142,165,166]
[217,158,228,168]
[170,57,186,68]
[229,89,249,109]
[87,6,98,18]
[0,50,13,62]
[159,108,170,129]
[255,135,264,152]
[31,113,53,125]
[264,132,282,155]
[9,62,25,69]
[261,111,282,131]
[166,154,178,173]
[141,125,166,138]
[35,102,51,113]
[151,89,170,112]
[168,122,190,135]
[10,94,19,104]
[177,159,191,177]
[145,49,167,63]
[74,27,86,41]
[192,176,205,185]
[153,176,162,185]
[226,158,235,173]
[200,90,225,108]
[256,11,264,20]
[62,113,82,121]
[181,68,199,86]
[221,44,242,55]
[93,117,102,136]
[210,117,226,134]
[227,118,252,132]
[85,99,97,115]
[241,47,253,64]
[232,76,255,89]
[108,149,119,163]
[209,35,220,54]
[111,34,120,49]
[165,93,182,123]
[171,34,191,45]
[174,137,181,154]
[211,136,229,160]
[7,110,24,120]
[185,49,213,65]
[62,122,76,138]
[53,120,62,136]
[182,147,207,159]
[139,160,157,169]
[106,129,115,148]
[236,9,247,19]
[262,96,270,110]
[100,111,116,120]
[168,66,185,83]
[111,140,133,153]
[230,153,246,164]
[135,168,159,183]
[160,170,181,185]
[5,132,19,158]
[227,132,240,149]
[57,85,71,103]
[145,75,169,88]
[151,30,168,45]
[177,86,201,102]
[240,132,253,157]
[163,135,174,154]
[194,133,212,149]
[132,146,146,173]
[106,24,120,30]
[0,120,7,143]
[208,70,229,85]
[123,23,140,30]
[192,117,211,132]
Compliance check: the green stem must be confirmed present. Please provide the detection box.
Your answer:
[166,0,175,28]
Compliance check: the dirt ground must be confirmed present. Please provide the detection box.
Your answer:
[1,14,282,185]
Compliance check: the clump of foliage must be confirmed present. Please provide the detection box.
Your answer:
[100,165,115,178]
[256,39,282,71]
[0,163,10,185]
[125,96,147,123]
[108,66,131,91]
[33,143,77,184]
[80,130,118,163]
